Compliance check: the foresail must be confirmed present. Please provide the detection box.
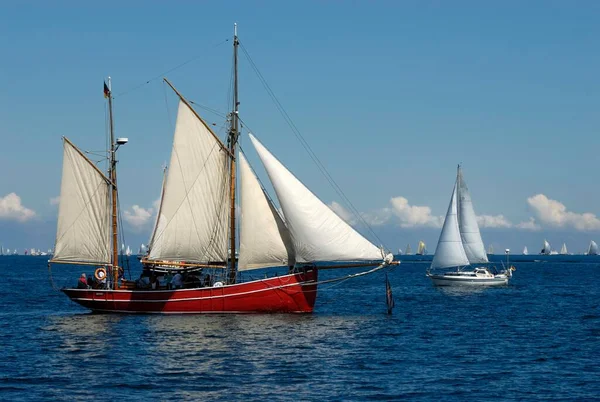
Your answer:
[238,152,295,270]
[148,100,230,263]
[52,138,111,265]
[431,181,470,269]
[457,167,488,264]
[249,134,382,262]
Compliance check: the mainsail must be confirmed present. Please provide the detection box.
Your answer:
[523,246,528,255]
[238,152,295,270]
[587,240,598,255]
[405,244,412,255]
[416,241,426,255]
[147,100,231,263]
[249,134,383,262]
[431,181,470,269]
[457,167,488,264]
[52,138,112,265]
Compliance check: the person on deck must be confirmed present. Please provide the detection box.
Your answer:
[77,273,89,289]
[172,272,183,289]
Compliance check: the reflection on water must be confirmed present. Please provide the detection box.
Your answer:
[435,286,490,296]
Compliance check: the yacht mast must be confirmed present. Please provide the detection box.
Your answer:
[107,78,119,288]
[228,23,240,284]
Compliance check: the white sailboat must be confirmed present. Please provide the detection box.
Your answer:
[587,240,598,255]
[405,244,412,255]
[560,243,568,255]
[427,166,513,286]
[487,244,494,255]
[523,246,528,255]
[125,245,132,257]
[540,239,552,255]
[416,241,427,255]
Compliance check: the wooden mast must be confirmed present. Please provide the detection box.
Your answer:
[227,23,240,284]
[107,78,119,289]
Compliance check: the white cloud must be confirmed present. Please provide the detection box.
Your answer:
[477,214,513,228]
[0,193,36,222]
[329,201,356,224]
[527,194,600,231]
[49,196,60,206]
[516,217,541,231]
[123,205,153,229]
[390,196,443,228]
[362,208,393,226]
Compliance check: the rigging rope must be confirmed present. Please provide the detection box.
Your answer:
[238,41,388,250]
[114,38,231,99]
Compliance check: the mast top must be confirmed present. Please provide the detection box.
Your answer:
[234,22,237,36]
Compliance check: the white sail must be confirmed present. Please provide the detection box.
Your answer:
[560,243,568,255]
[238,152,296,271]
[416,241,426,255]
[588,240,598,255]
[457,167,488,264]
[523,246,528,255]
[431,182,470,269]
[126,246,132,257]
[405,244,412,255]
[148,101,230,263]
[541,239,551,255]
[249,134,382,262]
[52,139,112,265]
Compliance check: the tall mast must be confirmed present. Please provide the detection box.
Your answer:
[107,77,119,289]
[228,23,240,284]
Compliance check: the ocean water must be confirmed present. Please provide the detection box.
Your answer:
[1,255,599,401]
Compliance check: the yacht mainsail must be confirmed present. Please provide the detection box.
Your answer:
[51,138,112,265]
[405,244,412,255]
[147,100,231,264]
[238,152,295,270]
[587,240,598,255]
[523,246,528,255]
[431,180,470,269]
[249,134,383,263]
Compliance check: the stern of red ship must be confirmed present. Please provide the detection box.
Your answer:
[62,269,318,314]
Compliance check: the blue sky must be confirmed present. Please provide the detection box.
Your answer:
[1,1,600,253]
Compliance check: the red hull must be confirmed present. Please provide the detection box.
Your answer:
[62,269,318,313]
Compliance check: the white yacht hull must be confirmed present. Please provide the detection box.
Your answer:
[427,267,510,286]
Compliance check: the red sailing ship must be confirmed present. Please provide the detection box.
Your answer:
[50,25,395,314]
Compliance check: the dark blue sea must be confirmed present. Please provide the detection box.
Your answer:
[1,255,599,401]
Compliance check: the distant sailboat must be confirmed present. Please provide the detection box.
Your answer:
[523,246,528,255]
[405,244,412,255]
[587,240,598,255]
[397,248,402,256]
[487,244,494,255]
[125,246,132,257]
[560,243,568,255]
[540,239,552,255]
[138,243,147,255]
[416,241,427,255]
[427,165,513,286]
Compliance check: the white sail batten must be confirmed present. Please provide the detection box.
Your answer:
[457,168,488,264]
[53,139,112,265]
[238,153,295,271]
[148,101,230,263]
[431,182,470,269]
[249,134,383,262]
